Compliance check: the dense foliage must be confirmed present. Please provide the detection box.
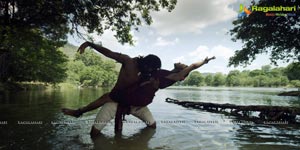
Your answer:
[178,65,298,88]
[67,50,118,87]
[229,0,300,67]
[0,0,177,83]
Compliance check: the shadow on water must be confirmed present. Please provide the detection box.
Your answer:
[93,127,156,150]
[233,122,300,150]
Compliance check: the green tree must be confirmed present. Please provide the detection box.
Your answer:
[261,65,271,75]
[290,80,300,88]
[212,73,225,86]
[74,50,103,66]
[269,67,284,78]
[183,71,204,86]
[9,42,68,83]
[67,50,117,87]
[67,60,85,85]
[270,76,288,87]
[249,69,263,77]
[1,0,69,82]
[229,0,300,67]
[239,70,254,86]
[0,0,177,82]
[253,75,270,87]
[204,74,213,86]
[285,62,300,80]
[226,70,241,86]
[79,66,104,87]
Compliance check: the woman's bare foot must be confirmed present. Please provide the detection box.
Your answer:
[61,108,82,118]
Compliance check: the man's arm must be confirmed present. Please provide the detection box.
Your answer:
[78,41,130,63]
[166,56,216,81]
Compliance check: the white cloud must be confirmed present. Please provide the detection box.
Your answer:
[188,45,210,58]
[170,45,235,73]
[154,37,179,46]
[211,45,234,59]
[172,56,186,63]
[151,0,237,36]
[188,45,234,61]
[148,30,154,36]
[89,30,141,51]
[68,26,140,51]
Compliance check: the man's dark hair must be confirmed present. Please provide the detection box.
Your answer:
[143,54,161,69]
[137,54,161,74]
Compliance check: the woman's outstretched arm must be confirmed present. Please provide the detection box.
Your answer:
[165,56,215,81]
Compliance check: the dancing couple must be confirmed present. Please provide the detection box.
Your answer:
[62,41,215,138]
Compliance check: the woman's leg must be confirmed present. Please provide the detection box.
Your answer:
[62,93,113,117]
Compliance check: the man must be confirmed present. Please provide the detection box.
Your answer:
[63,41,161,138]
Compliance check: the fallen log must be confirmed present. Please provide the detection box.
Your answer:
[166,98,300,124]
[278,91,300,96]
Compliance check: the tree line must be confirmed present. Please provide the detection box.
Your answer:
[176,63,300,88]
[66,49,118,87]
[2,40,300,89]
[4,41,300,89]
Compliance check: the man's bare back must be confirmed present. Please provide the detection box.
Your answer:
[112,57,140,90]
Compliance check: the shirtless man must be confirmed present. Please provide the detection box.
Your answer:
[62,41,161,138]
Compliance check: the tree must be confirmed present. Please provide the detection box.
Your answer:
[229,0,300,67]
[67,50,118,87]
[0,0,177,82]
[290,80,300,88]
[261,65,271,74]
[249,69,263,77]
[65,0,177,45]
[1,0,69,82]
[205,74,213,86]
[212,73,225,86]
[269,67,284,78]
[285,62,300,80]
[183,71,204,86]
[226,70,241,86]
[239,70,253,86]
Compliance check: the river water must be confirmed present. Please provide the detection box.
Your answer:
[0,87,299,150]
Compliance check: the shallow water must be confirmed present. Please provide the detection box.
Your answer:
[0,87,299,150]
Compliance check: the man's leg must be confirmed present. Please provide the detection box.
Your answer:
[130,106,156,128]
[62,93,113,117]
[91,102,118,138]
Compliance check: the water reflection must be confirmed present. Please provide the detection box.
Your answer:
[167,87,300,107]
[93,127,155,150]
[0,87,300,149]
[234,123,300,150]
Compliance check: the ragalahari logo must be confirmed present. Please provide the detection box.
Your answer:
[238,4,252,18]
[238,3,297,18]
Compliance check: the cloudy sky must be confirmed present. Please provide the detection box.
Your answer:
[68,0,287,74]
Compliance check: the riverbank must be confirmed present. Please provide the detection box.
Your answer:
[0,82,49,92]
[0,82,24,91]
[0,82,106,92]
[1,82,299,95]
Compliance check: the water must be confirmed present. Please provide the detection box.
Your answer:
[0,87,299,150]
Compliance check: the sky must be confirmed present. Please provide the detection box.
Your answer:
[68,0,288,74]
